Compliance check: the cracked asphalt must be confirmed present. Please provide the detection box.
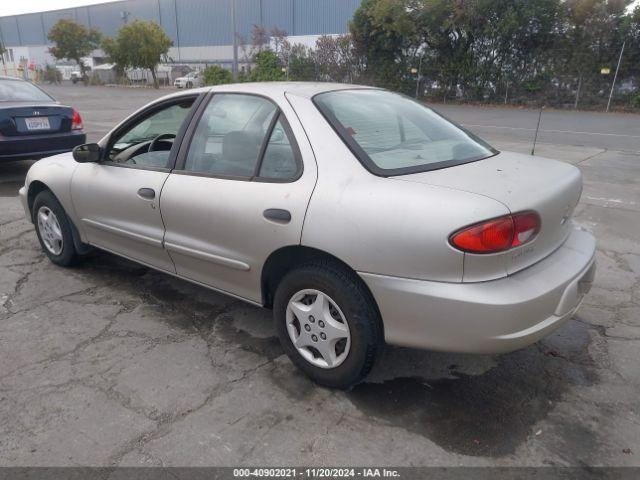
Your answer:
[0,85,639,466]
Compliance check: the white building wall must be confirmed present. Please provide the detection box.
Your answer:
[0,34,337,80]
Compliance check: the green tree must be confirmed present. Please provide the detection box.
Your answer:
[350,0,412,91]
[204,65,233,85]
[48,18,101,78]
[103,20,172,89]
[248,50,285,81]
[619,5,640,107]
[101,36,127,79]
[560,0,631,108]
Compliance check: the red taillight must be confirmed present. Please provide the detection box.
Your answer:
[72,108,83,130]
[512,211,541,247]
[450,211,540,254]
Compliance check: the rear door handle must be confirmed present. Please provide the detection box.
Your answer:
[263,208,291,224]
[137,187,156,200]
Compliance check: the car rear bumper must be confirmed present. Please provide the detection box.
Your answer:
[359,228,596,354]
[0,131,86,161]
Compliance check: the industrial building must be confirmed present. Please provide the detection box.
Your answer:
[0,0,362,78]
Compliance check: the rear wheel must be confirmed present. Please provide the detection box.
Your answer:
[273,261,382,389]
[33,190,80,266]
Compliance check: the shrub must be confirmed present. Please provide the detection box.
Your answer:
[43,65,62,84]
[204,65,233,85]
[89,71,103,85]
[248,50,285,82]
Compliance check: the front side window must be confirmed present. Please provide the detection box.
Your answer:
[314,89,497,176]
[107,99,195,168]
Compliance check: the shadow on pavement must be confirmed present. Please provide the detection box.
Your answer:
[77,250,600,459]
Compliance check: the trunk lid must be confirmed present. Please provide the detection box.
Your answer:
[397,151,583,281]
[0,102,72,136]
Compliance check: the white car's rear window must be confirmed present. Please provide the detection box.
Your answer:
[313,89,497,176]
[0,79,53,102]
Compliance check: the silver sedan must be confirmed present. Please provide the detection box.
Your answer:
[19,83,596,388]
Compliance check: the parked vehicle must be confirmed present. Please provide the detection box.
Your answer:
[70,71,83,84]
[174,71,203,89]
[0,76,86,161]
[19,83,596,388]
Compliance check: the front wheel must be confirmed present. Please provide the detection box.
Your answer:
[273,261,382,389]
[33,190,80,266]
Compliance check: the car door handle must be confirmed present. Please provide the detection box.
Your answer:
[263,208,291,224]
[137,188,156,200]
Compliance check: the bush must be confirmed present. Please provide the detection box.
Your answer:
[248,50,285,82]
[89,71,103,85]
[204,65,233,85]
[289,55,317,81]
[43,65,62,84]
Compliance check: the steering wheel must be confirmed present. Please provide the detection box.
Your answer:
[148,133,176,152]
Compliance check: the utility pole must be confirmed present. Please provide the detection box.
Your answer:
[231,0,238,80]
[606,40,625,113]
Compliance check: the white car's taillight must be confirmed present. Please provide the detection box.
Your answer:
[449,211,541,254]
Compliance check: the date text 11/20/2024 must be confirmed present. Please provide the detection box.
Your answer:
[233,468,401,478]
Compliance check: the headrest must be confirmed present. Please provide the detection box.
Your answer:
[222,130,261,164]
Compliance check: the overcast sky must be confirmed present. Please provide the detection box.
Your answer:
[1,0,639,17]
[0,0,121,17]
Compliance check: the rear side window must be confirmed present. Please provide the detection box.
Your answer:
[184,94,276,177]
[313,89,497,176]
[259,115,299,180]
[0,79,53,102]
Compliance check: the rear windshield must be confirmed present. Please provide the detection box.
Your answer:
[313,89,497,176]
[0,79,53,102]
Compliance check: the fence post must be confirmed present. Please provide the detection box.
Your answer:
[414,55,422,99]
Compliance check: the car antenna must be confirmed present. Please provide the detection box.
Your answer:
[531,105,544,156]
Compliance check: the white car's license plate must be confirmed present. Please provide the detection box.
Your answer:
[25,117,50,130]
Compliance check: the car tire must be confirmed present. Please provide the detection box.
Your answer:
[273,261,382,389]
[32,190,80,267]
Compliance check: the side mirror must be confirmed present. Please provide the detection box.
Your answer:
[72,143,101,163]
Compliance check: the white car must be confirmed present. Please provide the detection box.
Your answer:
[19,83,596,389]
[174,72,203,89]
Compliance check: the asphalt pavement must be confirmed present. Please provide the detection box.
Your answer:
[435,103,640,154]
[0,84,639,467]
